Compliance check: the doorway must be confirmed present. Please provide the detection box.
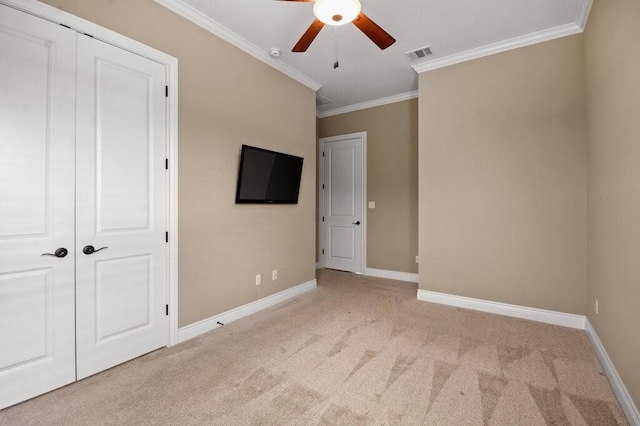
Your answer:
[318,132,367,273]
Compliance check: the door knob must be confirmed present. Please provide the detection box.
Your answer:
[83,245,108,255]
[353,221,361,225]
[41,248,68,258]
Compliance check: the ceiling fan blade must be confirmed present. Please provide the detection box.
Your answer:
[352,12,396,50]
[292,19,324,52]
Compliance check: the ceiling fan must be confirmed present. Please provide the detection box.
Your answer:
[279,0,396,52]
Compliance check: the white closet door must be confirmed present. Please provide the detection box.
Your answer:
[75,35,168,379]
[0,5,76,409]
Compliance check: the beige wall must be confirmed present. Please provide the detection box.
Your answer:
[319,100,419,273]
[418,35,588,314]
[41,0,317,327]
[585,0,640,408]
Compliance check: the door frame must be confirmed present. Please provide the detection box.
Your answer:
[318,132,367,273]
[1,0,180,346]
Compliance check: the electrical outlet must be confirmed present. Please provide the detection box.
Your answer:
[255,274,261,286]
[415,255,419,264]
[272,269,278,280]
[595,298,599,314]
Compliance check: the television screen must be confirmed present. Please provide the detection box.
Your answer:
[235,145,304,204]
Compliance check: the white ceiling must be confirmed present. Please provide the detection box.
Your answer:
[156,0,591,116]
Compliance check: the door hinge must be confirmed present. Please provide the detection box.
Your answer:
[165,86,168,97]
[322,184,325,189]
[166,304,169,316]
[165,231,169,243]
[322,216,325,222]
[322,152,325,157]
[165,158,168,170]
[322,249,325,254]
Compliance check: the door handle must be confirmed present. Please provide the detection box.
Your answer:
[353,221,361,225]
[83,245,108,255]
[41,248,68,258]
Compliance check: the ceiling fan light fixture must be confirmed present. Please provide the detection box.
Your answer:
[313,0,361,26]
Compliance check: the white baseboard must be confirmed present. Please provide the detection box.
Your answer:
[177,279,317,343]
[585,319,640,425]
[417,289,586,329]
[365,268,419,283]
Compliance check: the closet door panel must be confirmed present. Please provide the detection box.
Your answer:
[0,5,76,410]
[75,35,168,380]
[95,58,152,232]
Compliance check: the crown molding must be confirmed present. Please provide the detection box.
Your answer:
[412,22,584,74]
[576,0,594,29]
[316,90,418,118]
[154,0,322,91]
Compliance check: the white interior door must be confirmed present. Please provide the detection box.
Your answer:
[0,5,77,409]
[75,35,168,379]
[321,133,365,273]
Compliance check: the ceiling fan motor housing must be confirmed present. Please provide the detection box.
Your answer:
[288,0,395,53]
[313,0,361,26]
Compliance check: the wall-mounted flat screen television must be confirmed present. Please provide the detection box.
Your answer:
[235,145,304,204]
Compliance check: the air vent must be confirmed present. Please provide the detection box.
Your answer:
[405,46,433,61]
[316,95,333,105]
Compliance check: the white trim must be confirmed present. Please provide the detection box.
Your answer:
[318,132,367,275]
[154,0,321,92]
[167,61,179,346]
[365,268,418,283]
[317,140,325,272]
[1,0,181,348]
[317,91,418,118]
[417,289,586,329]
[362,137,367,276]
[576,0,594,29]
[585,319,640,426]
[412,23,583,74]
[177,279,317,343]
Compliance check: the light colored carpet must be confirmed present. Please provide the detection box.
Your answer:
[0,269,628,425]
